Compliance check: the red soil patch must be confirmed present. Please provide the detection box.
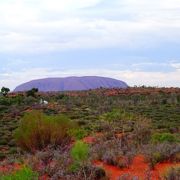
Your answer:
[94,155,180,180]
[0,163,21,173]
[83,136,95,144]
[152,163,180,179]
[83,133,103,144]
[39,174,50,180]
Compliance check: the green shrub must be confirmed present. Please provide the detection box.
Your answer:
[26,88,38,97]
[133,117,152,146]
[14,110,75,152]
[71,141,89,163]
[69,162,80,173]
[0,139,8,145]
[0,166,38,180]
[9,147,17,154]
[68,128,88,140]
[70,141,90,179]
[0,87,10,97]
[144,143,180,169]
[151,133,178,144]
[0,153,6,160]
[100,109,135,123]
[0,97,11,106]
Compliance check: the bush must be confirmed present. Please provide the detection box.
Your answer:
[100,109,135,123]
[91,136,135,169]
[23,146,106,180]
[143,143,180,169]
[70,141,91,179]
[0,166,38,180]
[0,153,6,160]
[26,88,38,97]
[172,152,180,162]
[151,133,178,144]
[161,167,180,180]
[0,139,8,145]
[68,128,88,140]
[0,87,10,97]
[71,141,89,163]
[14,110,75,152]
[132,117,152,146]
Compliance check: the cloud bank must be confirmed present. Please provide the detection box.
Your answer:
[0,0,180,53]
[0,0,180,89]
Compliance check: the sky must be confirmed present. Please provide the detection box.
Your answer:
[0,0,180,90]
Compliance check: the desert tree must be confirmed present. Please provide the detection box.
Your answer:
[1,87,10,96]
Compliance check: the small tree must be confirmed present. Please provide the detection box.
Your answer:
[71,141,89,162]
[71,141,89,179]
[26,88,38,97]
[1,87,10,96]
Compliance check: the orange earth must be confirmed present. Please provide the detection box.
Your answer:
[1,134,179,180]
[83,132,103,144]
[0,163,21,173]
[94,155,180,180]
[0,155,179,180]
[83,134,180,179]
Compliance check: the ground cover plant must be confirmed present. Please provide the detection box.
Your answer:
[0,87,179,179]
[0,166,38,180]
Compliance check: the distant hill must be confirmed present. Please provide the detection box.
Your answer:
[14,76,128,92]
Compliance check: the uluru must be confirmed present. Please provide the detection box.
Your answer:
[14,76,128,92]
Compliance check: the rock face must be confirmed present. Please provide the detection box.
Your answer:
[14,76,128,92]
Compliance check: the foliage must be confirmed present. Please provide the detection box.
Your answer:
[100,109,135,123]
[68,128,88,140]
[23,146,106,180]
[161,166,180,180]
[0,97,11,106]
[143,143,180,169]
[132,117,152,146]
[0,166,38,180]
[26,88,38,97]
[151,133,178,144]
[0,87,179,178]
[0,153,6,161]
[91,136,136,168]
[1,87,10,97]
[14,110,75,152]
[71,141,89,163]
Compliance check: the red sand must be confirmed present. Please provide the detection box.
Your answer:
[1,156,179,180]
[0,163,21,173]
[152,163,180,179]
[83,132,125,144]
[94,155,180,180]
[39,174,50,180]
[83,136,95,144]
[1,133,179,180]
[83,133,103,144]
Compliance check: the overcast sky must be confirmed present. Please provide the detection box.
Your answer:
[0,0,180,90]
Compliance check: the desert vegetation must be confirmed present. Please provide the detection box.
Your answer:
[0,87,180,179]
